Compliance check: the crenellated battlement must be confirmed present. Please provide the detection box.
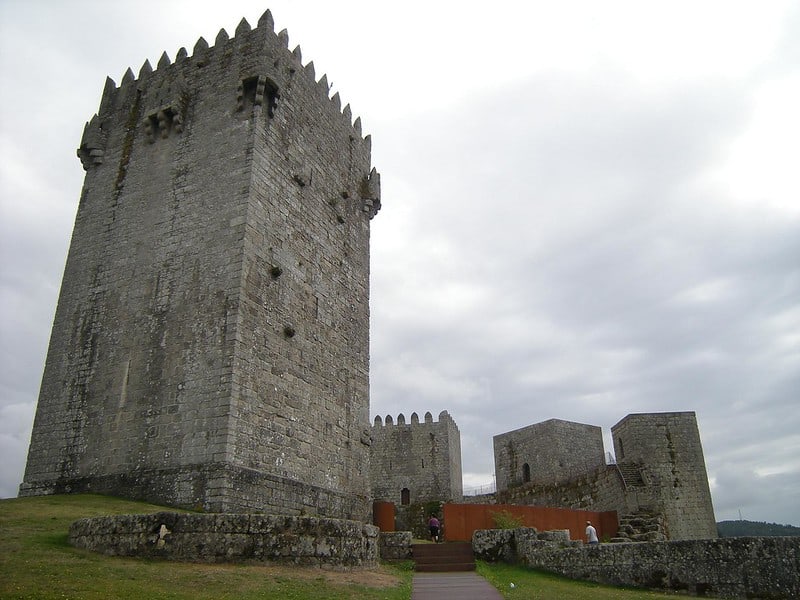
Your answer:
[95,11,366,140]
[78,10,380,219]
[372,410,458,428]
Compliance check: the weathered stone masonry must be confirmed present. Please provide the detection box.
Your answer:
[20,10,380,521]
[491,413,717,541]
[473,528,799,599]
[612,412,717,540]
[493,418,605,490]
[371,411,463,506]
[69,512,379,567]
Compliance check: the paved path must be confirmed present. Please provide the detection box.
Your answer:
[411,572,504,599]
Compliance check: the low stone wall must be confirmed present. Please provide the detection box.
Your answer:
[473,528,580,563]
[69,512,379,568]
[378,531,412,560]
[473,528,799,599]
[460,492,496,505]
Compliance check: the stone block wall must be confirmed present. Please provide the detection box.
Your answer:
[493,419,605,491]
[489,462,703,543]
[378,531,412,560]
[473,528,799,599]
[472,527,580,563]
[20,11,379,521]
[521,534,798,599]
[496,463,654,514]
[371,411,462,505]
[69,511,379,568]
[460,492,497,505]
[614,510,667,542]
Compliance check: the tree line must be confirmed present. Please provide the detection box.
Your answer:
[717,520,800,537]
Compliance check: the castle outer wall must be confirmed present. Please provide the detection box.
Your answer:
[474,529,798,599]
[20,12,380,521]
[371,411,463,505]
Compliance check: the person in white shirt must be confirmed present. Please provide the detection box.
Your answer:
[585,520,599,544]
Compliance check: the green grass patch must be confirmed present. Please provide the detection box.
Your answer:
[477,561,683,599]
[0,494,411,600]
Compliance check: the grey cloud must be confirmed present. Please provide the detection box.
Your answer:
[0,403,35,497]
[711,462,800,525]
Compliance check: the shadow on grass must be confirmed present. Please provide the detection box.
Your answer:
[477,561,687,599]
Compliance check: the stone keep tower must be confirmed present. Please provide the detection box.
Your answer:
[19,11,380,521]
[371,411,463,505]
[612,412,717,540]
[493,419,605,491]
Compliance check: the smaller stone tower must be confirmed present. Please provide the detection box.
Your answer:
[493,419,605,491]
[370,411,463,505]
[612,412,717,540]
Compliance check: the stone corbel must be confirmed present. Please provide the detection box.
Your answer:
[360,428,373,446]
[143,102,186,144]
[361,168,381,219]
[237,75,279,117]
[77,114,107,170]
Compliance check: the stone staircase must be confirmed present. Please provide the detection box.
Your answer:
[616,462,646,487]
[411,542,476,572]
[612,510,667,542]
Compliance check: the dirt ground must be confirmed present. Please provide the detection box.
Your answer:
[252,563,405,588]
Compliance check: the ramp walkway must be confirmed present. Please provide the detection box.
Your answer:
[411,572,504,599]
[410,542,503,599]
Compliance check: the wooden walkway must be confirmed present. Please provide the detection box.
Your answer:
[411,572,504,599]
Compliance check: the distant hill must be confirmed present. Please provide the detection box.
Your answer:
[717,520,800,537]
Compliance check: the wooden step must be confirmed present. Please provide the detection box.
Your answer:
[412,542,476,572]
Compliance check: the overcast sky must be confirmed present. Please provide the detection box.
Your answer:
[1,0,798,526]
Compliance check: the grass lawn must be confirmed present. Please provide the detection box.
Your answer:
[0,494,412,600]
[477,561,684,599]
